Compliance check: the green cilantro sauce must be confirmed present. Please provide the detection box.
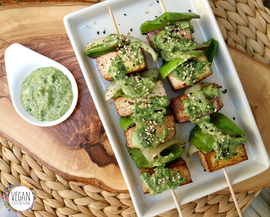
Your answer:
[131,96,170,149]
[183,84,220,121]
[151,21,196,51]
[106,34,156,98]
[140,166,186,196]
[151,21,204,61]
[172,58,211,86]
[21,67,73,121]
[184,85,247,159]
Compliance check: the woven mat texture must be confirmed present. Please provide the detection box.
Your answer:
[1,0,269,216]
[209,0,270,65]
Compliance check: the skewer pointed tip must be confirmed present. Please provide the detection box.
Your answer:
[170,189,184,217]
[159,0,166,13]
[223,168,243,217]
[108,6,119,34]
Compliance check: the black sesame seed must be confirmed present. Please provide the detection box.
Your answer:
[97,31,99,35]
[130,28,133,31]
[188,9,192,12]
[233,117,236,120]
[155,16,158,18]
[124,13,127,16]
[222,89,227,94]
[157,0,159,3]
[103,30,106,34]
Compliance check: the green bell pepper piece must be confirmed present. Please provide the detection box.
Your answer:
[140,12,200,34]
[189,112,245,154]
[159,58,188,79]
[203,38,218,64]
[189,125,214,153]
[120,116,134,131]
[210,112,245,136]
[83,44,116,58]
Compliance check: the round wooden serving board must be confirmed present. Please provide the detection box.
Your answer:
[0,2,269,194]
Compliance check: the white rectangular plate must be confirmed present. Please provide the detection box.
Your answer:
[64,0,270,216]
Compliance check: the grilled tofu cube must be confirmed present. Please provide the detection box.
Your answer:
[170,91,223,124]
[125,115,176,149]
[96,48,147,81]
[113,80,167,117]
[167,55,213,91]
[147,27,193,50]
[197,144,248,172]
[140,158,192,194]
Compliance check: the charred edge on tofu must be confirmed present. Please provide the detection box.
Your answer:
[183,83,222,122]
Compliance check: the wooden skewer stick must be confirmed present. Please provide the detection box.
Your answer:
[170,189,184,217]
[159,0,166,13]
[108,6,119,34]
[223,168,243,217]
[158,1,185,216]
[108,5,184,217]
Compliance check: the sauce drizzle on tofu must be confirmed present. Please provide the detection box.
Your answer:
[140,166,186,196]
[171,57,211,86]
[107,35,157,98]
[131,96,170,149]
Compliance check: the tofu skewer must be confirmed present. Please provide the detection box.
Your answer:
[153,2,185,216]
[171,83,244,216]
[107,5,190,215]
[157,1,243,216]
[141,6,214,91]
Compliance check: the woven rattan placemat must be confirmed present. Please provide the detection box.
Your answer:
[0,137,262,217]
[1,0,269,216]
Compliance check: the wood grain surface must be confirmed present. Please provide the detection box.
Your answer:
[0,3,128,193]
[0,2,269,194]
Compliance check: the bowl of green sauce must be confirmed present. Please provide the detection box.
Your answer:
[5,43,78,127]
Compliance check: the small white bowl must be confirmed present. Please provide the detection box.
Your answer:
[5,43,78,127]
